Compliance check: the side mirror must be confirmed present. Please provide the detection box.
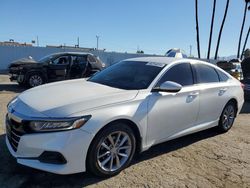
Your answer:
[152,81,182,93]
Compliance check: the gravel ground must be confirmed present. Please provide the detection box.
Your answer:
[0,74,250,188]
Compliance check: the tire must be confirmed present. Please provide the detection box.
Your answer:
[217,101,237,133]
[87,123,136,177]
[28,73,44,87]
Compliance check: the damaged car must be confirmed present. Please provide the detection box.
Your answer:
[8,52,105,87]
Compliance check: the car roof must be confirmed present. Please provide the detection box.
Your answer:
[50,52,93,56]
[124,56,183,65]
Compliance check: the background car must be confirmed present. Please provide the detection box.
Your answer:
[216,60,243,80]
[6,57,244,177]
[229,59,243,80]
[8,52,105,87]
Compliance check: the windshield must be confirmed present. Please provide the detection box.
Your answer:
[88,61,165,90]
[38,54,59,63]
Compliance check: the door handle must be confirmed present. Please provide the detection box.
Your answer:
[219,88,227,96]
[219,88,228,91]
[188,92,199,96]
[187,92,199,103]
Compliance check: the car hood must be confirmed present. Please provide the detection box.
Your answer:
[17,79,139,117]
[10,58,37,67]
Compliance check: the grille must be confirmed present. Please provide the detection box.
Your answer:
[6,115,25,152]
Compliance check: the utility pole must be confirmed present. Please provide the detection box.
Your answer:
[36,36,39,47]
[189,45,192,57]
[77,37,79,48]
[96,35,100,50]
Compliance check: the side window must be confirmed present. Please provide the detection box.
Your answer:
[216,69,229,82]
[52,56,69,65]
[72,56,88,65]
[88,55,96,63]
[194,64,220,83]
[157,63,194,86]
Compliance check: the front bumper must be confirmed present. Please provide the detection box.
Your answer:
[9,73,24,83]
[6,126,93,174]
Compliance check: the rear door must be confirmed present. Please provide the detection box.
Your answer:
[192,63,229,125]
[69,55,88,79]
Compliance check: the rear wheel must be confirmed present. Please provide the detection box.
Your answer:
[218,101,236,132]
[28,73,44,87]
[87,123,136,177]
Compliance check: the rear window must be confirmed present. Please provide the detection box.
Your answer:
[194,64,220,83]
[88,55,96,63]
[216,69,229,82]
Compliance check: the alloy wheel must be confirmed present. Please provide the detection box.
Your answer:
[29,75,43,87]
[222,104,235,130]
[97,131,132,172]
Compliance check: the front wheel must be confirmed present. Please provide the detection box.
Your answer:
[87,123,136,177]
[218,101,237,132]
[28,73,44,87]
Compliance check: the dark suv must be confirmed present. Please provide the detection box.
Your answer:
[9,52,105,87]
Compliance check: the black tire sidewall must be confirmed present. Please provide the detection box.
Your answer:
[218,102,236,132]
[87,123,136,177]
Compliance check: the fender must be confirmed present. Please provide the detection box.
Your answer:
[24,69,47,83]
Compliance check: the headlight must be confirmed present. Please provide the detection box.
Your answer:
[7,96,18,108]
[29,115,91,132]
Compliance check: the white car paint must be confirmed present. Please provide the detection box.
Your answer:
[5,57,244,174]
[18,79,138,117]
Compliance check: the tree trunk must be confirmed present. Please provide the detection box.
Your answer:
[241,26,250,59]
[237,2,248,59]
[214,0,230,60]
[195,0,201,58]
[207,0,217,60]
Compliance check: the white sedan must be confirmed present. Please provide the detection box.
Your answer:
[5,57,244,177]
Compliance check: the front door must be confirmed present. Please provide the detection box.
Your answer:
[47,55,70,81]
[147,63,200,144]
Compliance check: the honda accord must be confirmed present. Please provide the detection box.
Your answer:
[5,57,244,177]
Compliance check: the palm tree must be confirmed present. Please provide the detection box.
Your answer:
[214,0,230,60]
[237,0,250,59]
[240,5,250,59]
[195,0,201,58]
[241,26,250,59]
[207,0,217,60]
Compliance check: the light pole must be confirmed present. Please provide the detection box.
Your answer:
[189,45,192,57]
[36,36,39,47]
[96,35,100,50]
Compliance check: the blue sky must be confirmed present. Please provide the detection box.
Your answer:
[0,0,249,57]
